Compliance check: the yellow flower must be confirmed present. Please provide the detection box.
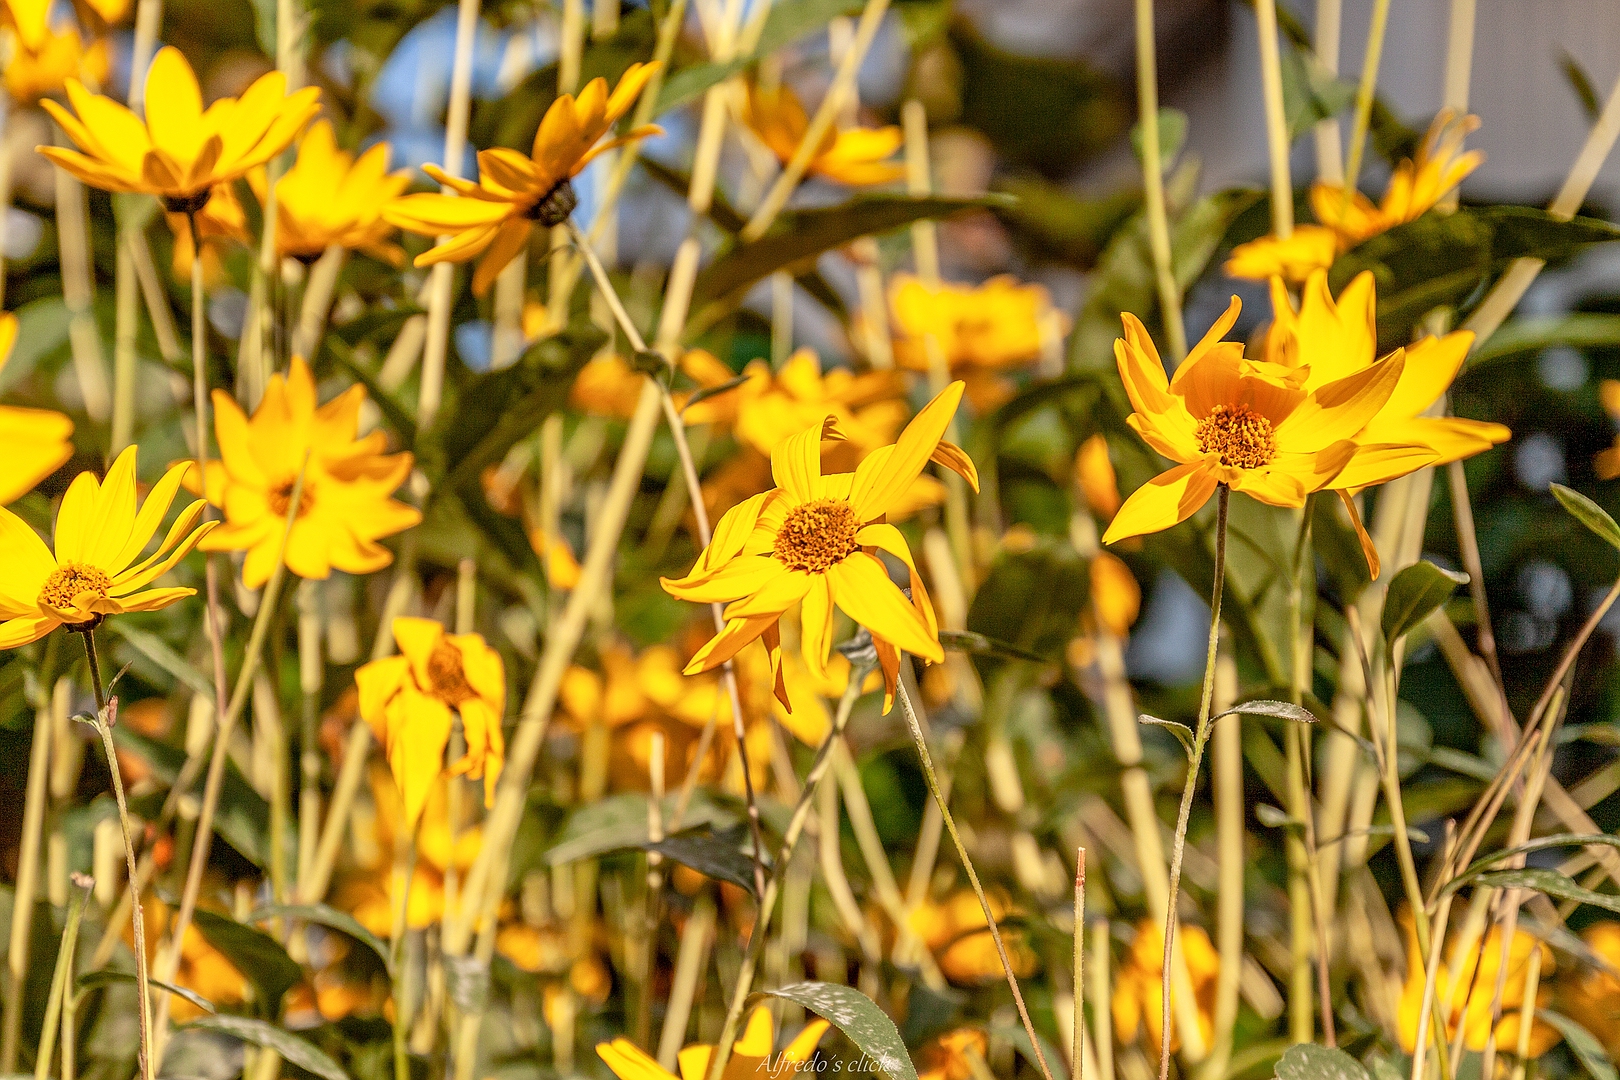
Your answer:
[1091,551,1140,637]
[571,348,737,421]
[742,80,904,187]
[1596,381,1620,480]
[722,349,909,458]
[37,45,319,212]
[598,1005,828,1080]
[383,63,661,296]
[195,356,420,589]
[0,446,214,647]
[1076,433,1121,520]
[1112,919,1218,1054]
[1227,113,1482,283]
[251,120,412,264]
[1397,919,1558,1055]
[0,312,74,503]
[1102,297,1430,557]
[888,274,1063,410]
[917,1028,989,1080]
[1560,921,1620,1058]
[2,0,47,50]
[661,383,978,712]
[354,617,505,827]
[908,889,1037,984]
[133,897,247,1022]
[3,23,107,105]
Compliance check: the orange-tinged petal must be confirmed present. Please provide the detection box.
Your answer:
[1272,352,1405,453]
[472,220,534,297]
[722,567,813,619]
[684,615,777,674]
[800,574,835,680]
[1101,459,1220,545]
[662,554,787,603]
[1338,491,1380,580]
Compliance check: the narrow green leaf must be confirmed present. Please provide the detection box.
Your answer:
[1551,484,1620,552]
[76,969,216,1014]
[938,629,1052,663]
[1129,108,1187,173]
[105,623,214,700]
[1467,313,1620,368]
[1560,51,1605,125]
[247,904,391,973]
[1138,714,1195,759]
[1273,1044,1371,1080]
[759,983,919,1080]
[1538,1011,1617,1080]
[1469,868,1620,917]
[181,1017,350,1080]
[654,57,750,116]
[190,908,303,1013]
[645,823,759,894]
[681,373,751,413]
[1215,699,1318,724]
[1381,560,1468,648]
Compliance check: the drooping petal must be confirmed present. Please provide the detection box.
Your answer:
[0,614,58,648]
[826,551,942,663]
[661,554,787,604]
[598,1038,681,1080]
[1339,490,1380,580]
[799,574,835,681]
[683,615,778,674]
[721,568,813,620]
[1100,459,1220,545]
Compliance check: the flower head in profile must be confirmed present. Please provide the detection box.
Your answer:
[917,1028,989,1080]
[0,446,214,648]
[888,274,1064,410]
[598,1005,828,1080]
[1396,919,1558,1055]
[355,617,505,826]
[1103,296,1435,573]
[384,63,661,296]
[252,120,412,264]
[1112,919,1219,1054]
[0,312,74,503]
[195,357,420,589]
[661,383,978,712]
[36,46,320,212]
[3,23,107,105]
[1221,224,1339,284]
[741,80,904,187]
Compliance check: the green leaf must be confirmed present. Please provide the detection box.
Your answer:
[686,194,1009,336]
[1467,868,1620,917]
[991,176,1138,269]
[758,983,919,1080]
[1138,714,1195,759]
[654,58,750,116]
[323,337,417,448]
[1539,1011,1618,1080]
[1273,1044,1371,1080]
[1130,108,1188,172]
[1468,313,1620,369]
[544,792,740,866]
[1381,560,1468,648]
[190,908,304,1014]
[1560,51,1605,125]
[754,0,863,56]
[75,969,216,1014]
[645,823,759,894]
[0,297,71,393]
[1456,834,1620,884]
[1551,484,1620,552]
[105,623,214,700]
[246,904,391,974]
[1278,41,1356,139]
[181,1016,350,1080]
[681,373,751,413]
[1215,699,1318,724]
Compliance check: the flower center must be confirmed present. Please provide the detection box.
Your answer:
[162,189,212,215]
[1195,404,1276,470]
[267,477,314,518]
[38,562,112,622]
[427,640,477,705]
[524,179,578,227]
[773,498,861,573]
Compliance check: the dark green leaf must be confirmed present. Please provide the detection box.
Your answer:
[1138,714,1195,759]
[1458,834,1620,883]
[1130,108,1187,172]
[992,177,1138,269]
[655,58,750,117]
[76,970,216,1014]
[1273,1044,1371,1080]
[759,983,918,1080]
[687,194,1009,335]
[1540,1011,1618,1080]
[1469,868,1620,917]
[1278,41,1356,139]
[1381,560,1468,648]
[938,629,1052,663]
[682,373,751,413]
[645,824,759,894]
[247,904,391,973]
[754,0,863,56]
[1551,484,1620,552]
[989,1023,1069,1080]
[545,792,659,865]
[182,1017,350,1080]
[323,337,417,448]
[1468,313,1620,369]
[895,0,951,47]
[1215,699,1318,724]
[190,908,303,1014]
[1561,52,1605,125]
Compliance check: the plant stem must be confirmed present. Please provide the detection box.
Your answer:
[391,826,420,1080]
[1157,484,1229,1080]
[1254,0,1294,239]
[35,874,92,1080]
[898,672,1056,1080]
[0,660,53,1073]
[81,631,156,1080]
[1133,0,1187,361]
[1072,849,1087,1080]
[1342,0,1392,198]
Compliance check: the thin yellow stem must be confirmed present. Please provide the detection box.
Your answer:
[1255,0,1295,238]
[1342,0,1393,197]
[1134,0,1187,360]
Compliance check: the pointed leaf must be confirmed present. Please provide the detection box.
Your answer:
[1538,1011,1617,1080]
[1129,108,1187,173]
[1138,714,1195,759]
[758,983,919,1080]
[181,1016,350,1080]
[645,823,760,895]
[1468,868,1620,918]
[75,969,216,1014]
[190,908,303,1013]
[1273,1045,1371,1080]
[1215,699,1318,724]
[247,904,391,974]
[1551,484,1620,552]
[1381,560,1468,648]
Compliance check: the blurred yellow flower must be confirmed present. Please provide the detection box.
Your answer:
[251,120,412,264]
[384,63,661,295]
[571,348,737,421]
[888,274,1062,411]
[195,356,420,589]
[354,616,506,826]
[0,446,213,647]
[3,23,106,104]
[742,80,904,187]
[0,312,74,503]
[2,0,47,49]
[166,181,249,281]
[917,1028,989,1080]
[1076,433,1121,520]
[662,384,977,712]
[1102,297,1429,561]
[133,897,248,1021]
[1396,920,1558,1055]
[1595,381,1620,480]
[1227,113,1482,283]
[598,1004,828,1080]
[1112,919,1218,1053]
[1090,551,1140,637]
[908,889,1037,984]
[723,349,909,458]
[37,45,319,212]
[1560,921,1620,1058]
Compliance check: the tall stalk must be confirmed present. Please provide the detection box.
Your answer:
[1133,0,1186,361]
[1157,485,1229,1080]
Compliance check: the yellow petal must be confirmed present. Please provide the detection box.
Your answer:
[848,380,964,522]
[770,420,829,503]
[827,550,942,662]
[1101,459,1219,545]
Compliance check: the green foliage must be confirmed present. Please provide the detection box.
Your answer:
[1552,482,1620,552]
[182,1016,352,1080]
[758,983,919,1080]
[190,908,304,1016]
[1381,561,1469,649]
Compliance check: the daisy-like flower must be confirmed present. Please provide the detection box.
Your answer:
[917,1029,990,1080]
[3,23,107,105]
[598,1005,828,1080]
[888,274,1065,410]
[1102,297,1434,563]
[0,446,215,648]
[354,617,505,826]
[661,383,978,712]
[35,45,320,213]
[908,889,1037,984]
[1226,112,1482,283]
[741,80,904,187]
[194,357,421,589]
[1561,922,1620,1058]
[250,120,412,264]
[383,63,661,296]
[0,312,74,504]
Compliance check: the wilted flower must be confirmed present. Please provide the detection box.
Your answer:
[0,446,214,647]
[1112,919,1219,1054]
[598,1005,828,1080]
[888,274,1063,410]
[251,120,412,264]
[741,80,904,187]
[0,312,73,504]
